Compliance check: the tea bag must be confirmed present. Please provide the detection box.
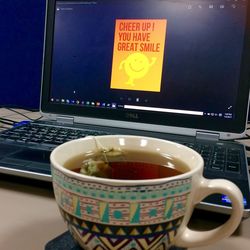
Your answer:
[80,137,125,178]
[80,158,111,178]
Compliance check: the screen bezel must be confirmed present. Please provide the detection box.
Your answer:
[40,0,250,134]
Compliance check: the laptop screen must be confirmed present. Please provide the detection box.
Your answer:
[41,0,250,135]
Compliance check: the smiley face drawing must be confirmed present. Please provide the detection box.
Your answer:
[119,53,156,86]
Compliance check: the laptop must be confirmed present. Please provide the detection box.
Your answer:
[0,0,250,217]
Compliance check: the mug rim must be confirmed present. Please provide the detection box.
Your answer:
[50,135,204,185]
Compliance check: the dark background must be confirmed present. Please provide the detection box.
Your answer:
[51,1,246,115]
[0,0,45,109]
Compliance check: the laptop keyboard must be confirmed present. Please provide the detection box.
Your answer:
[0,123,242,175]
[181,142,241,173]
[0,123,111,146]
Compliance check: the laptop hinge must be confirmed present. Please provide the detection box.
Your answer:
[196,131,220,141]
[56,116,74,125]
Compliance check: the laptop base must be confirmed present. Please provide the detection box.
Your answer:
[0,120,249,218]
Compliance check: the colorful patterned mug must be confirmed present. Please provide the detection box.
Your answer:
[50,135,243,249]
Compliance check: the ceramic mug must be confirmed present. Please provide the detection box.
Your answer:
[50,135,243,249]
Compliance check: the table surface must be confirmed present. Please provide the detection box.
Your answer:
[0,108,250,250]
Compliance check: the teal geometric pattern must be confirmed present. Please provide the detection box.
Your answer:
[53,169,191,201]
[75,198,81,217]
[130,203,141,223]
[113,210,123,219]
[100,202,109,223]
[53,168,192,226]
[165,198,174,220]
[86,205,92,214]
[149,208,157,217]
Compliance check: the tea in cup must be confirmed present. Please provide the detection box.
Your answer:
[50,135,243,249]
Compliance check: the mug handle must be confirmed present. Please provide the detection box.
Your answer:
[175,177,244,248]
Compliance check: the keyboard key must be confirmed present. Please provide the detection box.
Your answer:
[211,164,224,171]
[228,148,240,154]
[226,162,240,172]
[227,154,239,163]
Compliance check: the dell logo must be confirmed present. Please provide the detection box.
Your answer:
[125,113,139,119]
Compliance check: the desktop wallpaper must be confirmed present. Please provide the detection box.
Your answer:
[50,0,247,117]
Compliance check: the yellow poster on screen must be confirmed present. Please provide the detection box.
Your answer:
[110,19,167,92]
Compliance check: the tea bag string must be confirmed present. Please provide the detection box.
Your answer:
[88,136,125,163]
[86,136,108,163]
